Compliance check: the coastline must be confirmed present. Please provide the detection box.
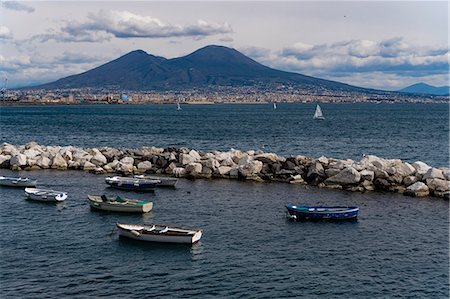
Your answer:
[1,142,449,199]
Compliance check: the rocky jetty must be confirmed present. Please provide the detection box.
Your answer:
[1,142,449,199]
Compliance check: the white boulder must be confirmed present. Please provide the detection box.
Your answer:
[405,181,429,197]
[325,167,361,185]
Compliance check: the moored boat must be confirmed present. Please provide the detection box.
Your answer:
[105,176,159,191]
[87,195,153,213]
[134,175,178,187]
[286,205,358,221]
[116,223,203,244]
[0,176,37,187]
[25,187,68,202]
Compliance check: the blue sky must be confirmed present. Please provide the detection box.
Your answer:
[0,1,448,90]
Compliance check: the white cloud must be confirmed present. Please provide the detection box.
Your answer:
[245,38,449,89]
[1,51,111,87]
[0,25,12,39]
[32,10,233,43]
[1,1,34,13]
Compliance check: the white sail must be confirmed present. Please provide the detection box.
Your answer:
[273,103,277,109]
[177,103,182,110]
[313,104,324,120]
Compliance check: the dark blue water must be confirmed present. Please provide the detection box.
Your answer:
[0,103,449,298]
[0,169,448,298]
[0,103,448,167]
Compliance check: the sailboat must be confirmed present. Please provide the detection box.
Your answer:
[177,103,182,110]
[273,102,277,110]
[313,104,325,120]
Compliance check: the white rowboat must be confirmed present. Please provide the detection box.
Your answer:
[116,223,203,244]
[0,176,37,187]
[88,195,153,213]
[25,187,67,202]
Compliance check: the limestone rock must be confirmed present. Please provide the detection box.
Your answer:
[307,162,325,178]
[317,156,329,165]
[239,160,263,177]
[404,182,429,197]
[403,176,418,186]
[60,150,73,161]
[1,143,18,156]
[173,167,186,178]
[442,169,450,181]
[0,154,11,168]
[117,162,133,174]
[217,166,232,176]
[83,161,97,171]
[423,168,445,181]
[179,153,197,165]
[229,168,239,179]
[289,174,306,184]
[36,156,51,169]
[203,158,220,170]
[238,154,252,166]
[185,162,202,176]
[325,168,341,177]
[220,157,235,167]
[426,178,450,192]
[91,149,107,166]
[395,162,416,177]
[24,148,41,160]
[165,162,177,174]
[412,161,431,177]
[103,164,114,173]
[51,154,68,170]
[137,161,152,171]
[120,156,134,166]
[10,154,27,168]
[254,153,279,164]
[360,170,375,181]
[362,180,375,191]
[325,167,361,185]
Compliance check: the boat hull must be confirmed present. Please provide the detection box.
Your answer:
[286,205,358,221]
[134,175,177,187]
[88,197,153,213]
[0,177,37,187]
[117,223,202,244]
[25,188,67,202]
[106,181,156,191]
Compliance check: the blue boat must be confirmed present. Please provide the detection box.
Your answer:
[105,176,158,192]
[286,205,359,221]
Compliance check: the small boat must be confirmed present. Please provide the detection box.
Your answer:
[177,103,182,110]
[116,223,203,244]
[25,187,68,202]
[313,104,325,120]
[0,176,37,187]
[87,195,153,213]
[273,102,277,109]
[134,175,178,187]
[286,205,358,221]
[105,176,159,192]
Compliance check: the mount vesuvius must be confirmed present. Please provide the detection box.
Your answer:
[33,45,376,93]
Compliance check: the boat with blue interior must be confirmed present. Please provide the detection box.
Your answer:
[286,205,359,221]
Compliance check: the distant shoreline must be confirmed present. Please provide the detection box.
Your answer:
[1,100,448,107]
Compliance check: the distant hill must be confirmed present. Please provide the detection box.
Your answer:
[398,83,449,96]
[32,45,376,93]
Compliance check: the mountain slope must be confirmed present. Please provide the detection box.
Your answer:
[398,83,449,96]
[33,45,373,93]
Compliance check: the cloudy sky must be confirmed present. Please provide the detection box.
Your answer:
[0,1,448,90]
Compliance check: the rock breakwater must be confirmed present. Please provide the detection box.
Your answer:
[1,142,449,199]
